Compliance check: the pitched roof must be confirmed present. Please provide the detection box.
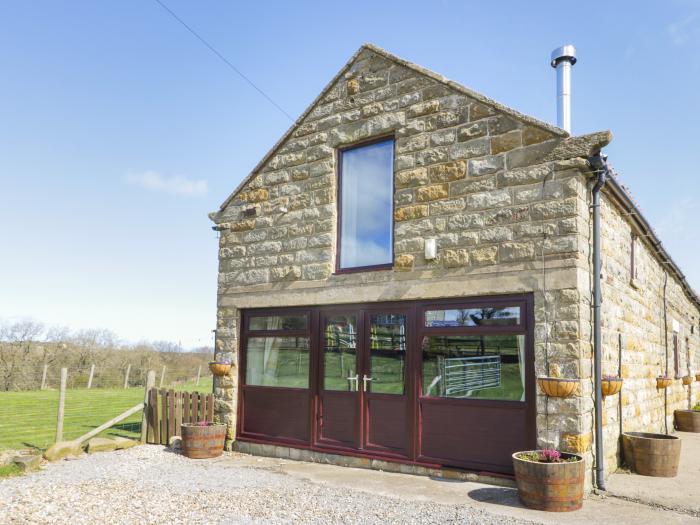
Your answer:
[214,43,568,213]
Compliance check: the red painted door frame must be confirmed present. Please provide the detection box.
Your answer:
[236,294,536,474]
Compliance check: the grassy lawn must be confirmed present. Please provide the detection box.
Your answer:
[0,464,22,478]
[0,377,212,451]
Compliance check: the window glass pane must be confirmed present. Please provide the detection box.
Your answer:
[425,307,520,328]
[245,336,309,388]
[339,139,394,269]
[369,314,406,394]
[323,315,357,391]
[249,315,307,331]
[422,335,525,401]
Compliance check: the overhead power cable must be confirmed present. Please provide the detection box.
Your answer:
[152,0,294,121]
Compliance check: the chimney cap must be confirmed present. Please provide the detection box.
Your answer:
[550,45,577,68]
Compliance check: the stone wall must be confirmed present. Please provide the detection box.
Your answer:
[591,191,700,472]
[210,45,611,467]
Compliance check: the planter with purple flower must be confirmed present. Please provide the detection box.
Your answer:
[181,421,226,459]
[209,359,232,377]
[601,375,623,398]
[512,448,584,512]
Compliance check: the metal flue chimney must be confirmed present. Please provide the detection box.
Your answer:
[550,45,577,133]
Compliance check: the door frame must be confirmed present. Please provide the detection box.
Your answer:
[236,294,536,473]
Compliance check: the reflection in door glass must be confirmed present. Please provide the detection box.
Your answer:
[422,335,525,401]
[323,315,357,391]
[369,314,406,394]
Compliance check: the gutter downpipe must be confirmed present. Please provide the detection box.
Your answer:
[589,151,608,490]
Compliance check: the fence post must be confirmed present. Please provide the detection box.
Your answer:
[55,368,67,442]
[140,370,156,443]
[159,366,166,388]
[87,364,95,389]
[123,364,132,389]
[196,365,202,387]
[41,364,48,390]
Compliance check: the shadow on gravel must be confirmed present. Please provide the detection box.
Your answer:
[467,487,522,508]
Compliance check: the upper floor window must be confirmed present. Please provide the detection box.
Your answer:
[337,138,394,271]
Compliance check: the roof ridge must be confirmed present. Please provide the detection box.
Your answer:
[213,43,568,214]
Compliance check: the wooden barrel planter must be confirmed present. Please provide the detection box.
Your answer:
[537,377,578,398]
[622,432,681,477]
[209,362,232,377]
[512,452,585,512]
[674,410,700,432]
[181,423,226,459]
[602,378,623,398]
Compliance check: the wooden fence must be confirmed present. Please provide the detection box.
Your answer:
[145,389,215,445]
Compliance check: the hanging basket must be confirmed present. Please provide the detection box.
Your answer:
[656,377,673,390]
[209,362,232,377]
[682,375,693,386]
[696,374,700,382]
[602,377,623,398]
[538,377,578,398]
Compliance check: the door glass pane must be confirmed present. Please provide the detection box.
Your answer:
[323,315,358,391]
[424,307,520,327]
[369,314,406,394]
[249,315,307,331]
[422,335,525,401]
[245,336,309,388]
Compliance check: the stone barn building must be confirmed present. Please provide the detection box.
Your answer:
[209,44,700,487]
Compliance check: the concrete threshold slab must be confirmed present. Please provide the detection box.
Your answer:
[254,455,697,524]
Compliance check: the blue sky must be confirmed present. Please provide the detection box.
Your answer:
[1,1,698,348]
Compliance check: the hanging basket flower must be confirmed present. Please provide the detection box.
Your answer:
[656,376,673,390]
[209,361,232,377]
[682,375,693,386]
[537,377,578,398]
[602,376,624,398]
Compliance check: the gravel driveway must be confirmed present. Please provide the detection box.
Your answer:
[0,446,534,525]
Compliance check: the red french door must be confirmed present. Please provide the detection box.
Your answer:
[315,307,412,458]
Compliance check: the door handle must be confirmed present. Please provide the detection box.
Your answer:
[347,374,359,391]
[362,374,373,391]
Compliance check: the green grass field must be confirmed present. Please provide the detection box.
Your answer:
[0,377,213,451]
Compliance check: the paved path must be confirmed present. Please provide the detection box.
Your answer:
[0,445,697,524]
[607,431,700,518]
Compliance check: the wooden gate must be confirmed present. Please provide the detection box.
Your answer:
[146,389,214,445]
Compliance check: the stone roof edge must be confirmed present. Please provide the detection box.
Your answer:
[602,172,700,312]
[211,43,569,219]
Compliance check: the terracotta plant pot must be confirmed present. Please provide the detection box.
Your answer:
[602,378,623,398]
[180,423,226,459]
[674,410,700,432]
[512,452,585,512]
[682,375,693,386]
[537,377,578,398]
[209,362,232,377]
[656,377,673,390]
[622,432,681,477]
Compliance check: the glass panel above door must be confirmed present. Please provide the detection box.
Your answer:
[249,315,307,331]
[368,314,406,395]
[422,334,525,401]
[424,307,520,328]
[323,315,358,391]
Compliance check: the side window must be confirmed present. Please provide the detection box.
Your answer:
[673,333,680,379]
[337,138,394,271]
[630,234,639,286]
